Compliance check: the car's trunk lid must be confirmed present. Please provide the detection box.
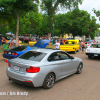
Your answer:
[9,58,38,74]
[87,48,100,53]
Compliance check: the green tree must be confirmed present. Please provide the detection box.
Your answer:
[0,0,38,46]
[28,12,43,35]
[63,9,99,40]
[41,0,83,36]
[93,8,100,20]
[83,15,100,41]
[95,29,100,36]
[39,14,49,36]
[54,13,72,37]
[19,12,31,35]
[54,9,89,38]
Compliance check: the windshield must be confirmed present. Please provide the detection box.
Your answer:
[19,51,47,61]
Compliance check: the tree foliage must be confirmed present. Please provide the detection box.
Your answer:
[0,0,38,46]
[41,0,83,34]
[54,9,99,39]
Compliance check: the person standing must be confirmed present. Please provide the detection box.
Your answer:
[54,39,60,50]
[60,38,64,45]
[79,40,82,50]
[81,41,86,53]
[1,37,7,45]
[8,38,14,48]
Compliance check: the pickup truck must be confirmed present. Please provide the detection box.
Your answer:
[60,40,80,54]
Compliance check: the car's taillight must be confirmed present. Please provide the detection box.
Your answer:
[87,49,90,51]
[26,67,40,73]
[12,53,18,55]
[8,62,11,67]
[4,51,7,54]
[5,59,8,63]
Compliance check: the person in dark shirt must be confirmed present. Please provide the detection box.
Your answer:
[60,39,64,45]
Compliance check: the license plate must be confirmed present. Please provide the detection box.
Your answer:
[94,54,98,56]
[8,52,11,54]
[14,66,20,71]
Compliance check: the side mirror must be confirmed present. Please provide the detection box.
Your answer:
[70,56,74,59]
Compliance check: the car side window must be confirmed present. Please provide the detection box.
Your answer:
[48,51,70,62]
[57,51,70,60]
[98,44,100,48]
[48,52,60,62]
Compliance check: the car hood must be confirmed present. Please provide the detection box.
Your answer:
[34,40,50,48]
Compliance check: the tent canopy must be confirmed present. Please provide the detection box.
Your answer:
[6,32,14,36]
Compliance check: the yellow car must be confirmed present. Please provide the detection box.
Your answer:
[29,41,37,46]
[60,39,80,54]
[6,40,22,44]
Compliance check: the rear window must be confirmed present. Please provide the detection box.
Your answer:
[90,44,100,48]
[19,51,47,61]
[65,41,76,44]
[11,46,27,51]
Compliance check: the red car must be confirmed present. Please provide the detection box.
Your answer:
[24,37,32,43]
[64,39,68,42]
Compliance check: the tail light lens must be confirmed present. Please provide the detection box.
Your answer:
[87,49,90,51]
[8,62,11,67]
[4,51,7,54]
[87,45,89,46]
[5,59,8,63]
[26,67,40,73]
[12,53,18,55]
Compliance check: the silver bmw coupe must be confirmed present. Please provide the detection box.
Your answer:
[6,48,83,89]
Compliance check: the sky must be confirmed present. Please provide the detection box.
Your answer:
[56,0,100,24]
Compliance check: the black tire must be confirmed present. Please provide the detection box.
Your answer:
[74,49,76,54]
[43,73,55,89]
[77,49,79,52]
[76,63,83,74]
[88,55,92,59]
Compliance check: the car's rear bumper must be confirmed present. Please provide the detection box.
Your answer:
[3,54,18,59]
[6,67,45,87]
[8,76,34,87]
[86,53,100,57]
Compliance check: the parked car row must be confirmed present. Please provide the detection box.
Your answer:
[19,36,36,43]
[3,40,50,60]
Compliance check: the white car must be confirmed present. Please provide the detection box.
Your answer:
[85,42,92,48]
[85,43,100,59]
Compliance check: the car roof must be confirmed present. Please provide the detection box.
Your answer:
[30,48,61,54]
